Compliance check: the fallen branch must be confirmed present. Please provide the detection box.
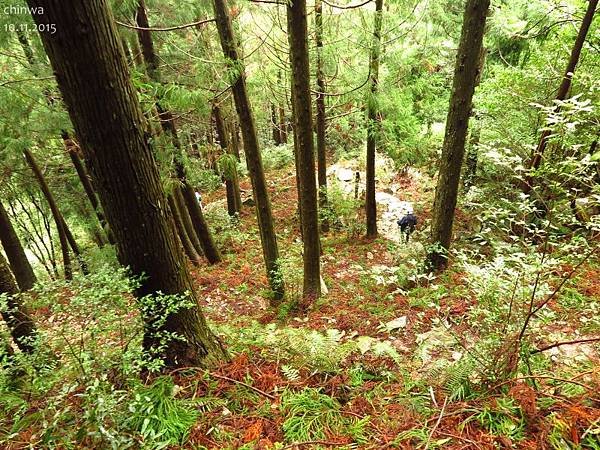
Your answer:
[115,17,214,32]
[531,337,600,355]
[169,366,276,400]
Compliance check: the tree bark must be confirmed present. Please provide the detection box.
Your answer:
[167,193,201,265]
[62,131,114,244]
[315,0,329,233]
[523,0,598,194]
[0,200,37,291]
[428,0,490,270]
[135,0,159,79]
[271,103,282,146]
[213,104,242,216]
[158,106,222,264]
[0,252,37,354]
[213,0,284,303]
[27,0,227,368]
[288,0,321,302]
[365,0,384,238]
[174,186,204,257]
[23,148,72,281]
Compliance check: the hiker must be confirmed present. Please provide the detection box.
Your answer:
[397,212,418,243]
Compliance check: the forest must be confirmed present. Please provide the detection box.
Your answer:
[0,0,599,448]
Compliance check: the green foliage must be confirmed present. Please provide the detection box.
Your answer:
[281,388,369,444]
[126,377,199,449]
[261,142,295,171]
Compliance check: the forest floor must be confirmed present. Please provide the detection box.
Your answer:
[4,156,600,450]
[181,158,600,449]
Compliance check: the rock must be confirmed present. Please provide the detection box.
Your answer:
[337,167,354,182]
[383,316,408,331]
[320,275,329,295]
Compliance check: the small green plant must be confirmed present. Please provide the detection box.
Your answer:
[127,376,199,448]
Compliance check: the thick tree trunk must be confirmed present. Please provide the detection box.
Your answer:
[365,0,384,239]
[62,132,114,244]
[28,0,226,368]
[428,0,490,270]
[315,0,329,233]
[213,0,284,302]
[213,104,242,216]
[288,0,321,302]
[23,149,72,281]
[523,0,598,194]
[167,193,201,265]
[0,200,37,291]
[0,253,37,354]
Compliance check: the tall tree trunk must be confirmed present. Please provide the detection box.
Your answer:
[277,71,288,144]
[315,0,329,233]
[213,104,242,216]
[135,0,159,79]
[365,0,384,238]
[213,0,284,303]
[167,193,201,265]
[135,2,220,264]
[288,0,321,302]
[271,103,282,145]
[427,0,490,271]
[229,119,242,161]
[523,0,598,194]
[23,149,72,281]
[61,215,89,275]
[62,131,114,244]
[158,107,222,264]
[290,82,304,239]
[0,200,37,291]
[463,122,481,192]
[174,186,204,257]
[0,253,37,354]
[27,0,226,368]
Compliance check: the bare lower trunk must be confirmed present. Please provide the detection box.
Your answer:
[213,0,284,302]
[174,186,204,257]
[315,0,329,233]
[288,0,321,302]
[23,148,72,280]
[168,193,201,265]
[0,253,38,354]
[63,131,114,244]
[365,0,383,239]
[213,104,242,216]
[0,200,37,291]
[428,0,490,270]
